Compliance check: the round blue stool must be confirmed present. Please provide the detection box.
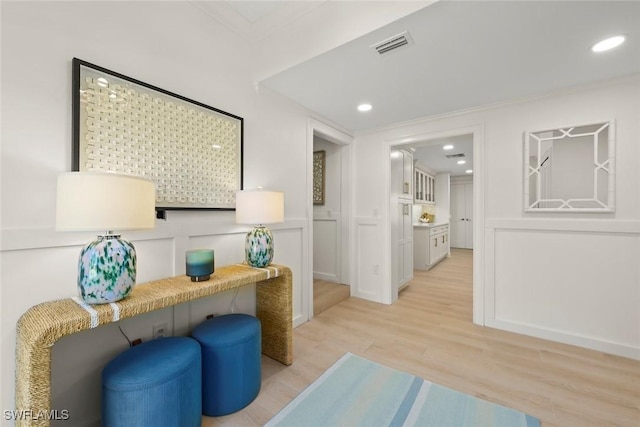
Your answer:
[192,313,261,416]
[102,337,202,427]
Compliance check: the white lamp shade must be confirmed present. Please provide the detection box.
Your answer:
[235,189,284,225]
[56,172,156,231]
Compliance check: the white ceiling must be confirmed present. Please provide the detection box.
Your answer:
[258,0,640,132]
[190,1,328,43]
[410,134,474,177]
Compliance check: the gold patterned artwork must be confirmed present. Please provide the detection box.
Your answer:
[313,150,325,205]
[73,59,243,210]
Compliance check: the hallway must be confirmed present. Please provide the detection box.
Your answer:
[207,248,639,426]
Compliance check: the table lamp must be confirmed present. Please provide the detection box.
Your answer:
[56,171,156,304]
[235,189,284,268]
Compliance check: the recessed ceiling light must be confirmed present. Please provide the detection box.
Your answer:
[591,35,626,53]
[357,104,372,112]
[443,144,454,150]
[97,77,109,87]
[466,169,473,174]
[457,160,466,165]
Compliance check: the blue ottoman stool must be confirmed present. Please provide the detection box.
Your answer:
[192,313,261,416]
[102,337,202,427]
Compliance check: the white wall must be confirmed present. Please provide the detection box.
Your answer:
[353,75,640,359]
[0,2,322,425]
[313,137,342,282]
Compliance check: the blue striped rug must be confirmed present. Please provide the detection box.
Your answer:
[265,353,541,427]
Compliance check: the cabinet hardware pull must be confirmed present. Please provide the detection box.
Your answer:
[434,238,438,247]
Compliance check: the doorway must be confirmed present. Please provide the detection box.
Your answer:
[386,124,484,325]
[312,135,349,315]
[306,119,353,321]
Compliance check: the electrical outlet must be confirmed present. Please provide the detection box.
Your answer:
[153,322,168,339]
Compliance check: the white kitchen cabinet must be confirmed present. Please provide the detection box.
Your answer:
[391,149,413,199]
[391,148,414,295]
[413,224,449,270]
[414,168,435,204]
[392,201,414,291]
[429,226,448,265]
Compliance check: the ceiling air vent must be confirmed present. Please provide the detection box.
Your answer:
[445,153,466,159]
[371,31,413,55]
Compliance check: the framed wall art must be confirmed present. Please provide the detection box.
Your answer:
[72,58,243,211]
[313,150,326,205]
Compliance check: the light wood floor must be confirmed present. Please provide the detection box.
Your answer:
[313,279,350,316]
[204,249,640,426]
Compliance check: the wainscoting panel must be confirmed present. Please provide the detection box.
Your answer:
[271,226,306,327]
[131,238,178,282]
[486,219,640,359]
[313,217,340,282]
[353,218,383,302]
[189,233,246,268]
[1,219,308,426]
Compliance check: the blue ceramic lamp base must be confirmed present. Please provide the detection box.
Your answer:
[78,234,137,304]
[245,225,274,268]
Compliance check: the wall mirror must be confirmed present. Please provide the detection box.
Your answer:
[524,121,615,212]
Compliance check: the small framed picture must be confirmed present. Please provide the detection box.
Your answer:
[313,150,326,205]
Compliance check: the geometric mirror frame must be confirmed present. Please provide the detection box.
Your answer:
[523,121,615,212]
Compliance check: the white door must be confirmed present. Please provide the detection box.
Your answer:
[463,184,473,248]
[451,182,473,249]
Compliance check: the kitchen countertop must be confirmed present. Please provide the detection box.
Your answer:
[414,221,449,228]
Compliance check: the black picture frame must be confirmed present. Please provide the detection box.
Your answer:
[72,58,243,211]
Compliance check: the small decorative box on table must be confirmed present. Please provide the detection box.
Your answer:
[15,263,292,427]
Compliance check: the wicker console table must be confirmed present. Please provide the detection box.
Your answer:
[15,263,292,427]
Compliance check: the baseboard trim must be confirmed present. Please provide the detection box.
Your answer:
[313,272,340,283]
[487,318,640,361]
